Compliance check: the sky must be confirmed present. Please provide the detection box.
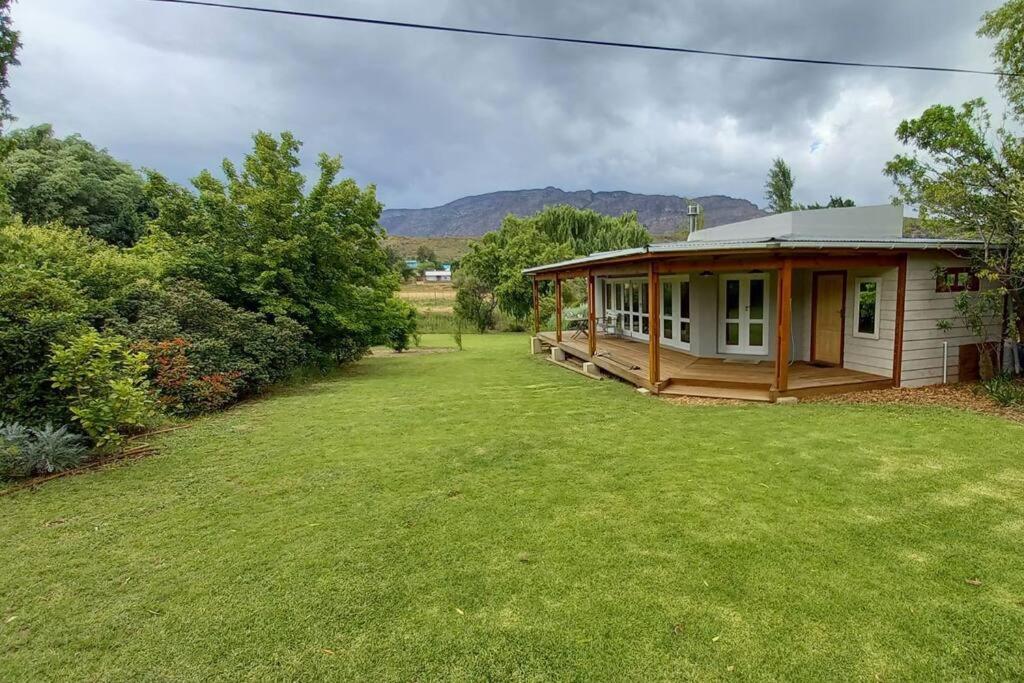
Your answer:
[8,0,1010,212]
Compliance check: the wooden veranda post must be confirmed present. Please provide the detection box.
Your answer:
[892,253,908,386]
[532,277,541,335]
[648,262,660,387]
[774,258,793,393]
[587,270,597,357]
[555,275,563,343]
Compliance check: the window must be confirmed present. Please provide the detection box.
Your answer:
[936,267,979,293]
[853,277,881,339]
[662,282,673,340]
[603,282,612,315]
[679,279,691,344]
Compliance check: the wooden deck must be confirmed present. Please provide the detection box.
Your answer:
[537,331,892,401]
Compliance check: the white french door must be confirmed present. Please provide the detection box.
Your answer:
[718,274,769,355]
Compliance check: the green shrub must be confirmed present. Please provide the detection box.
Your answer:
[114,281,310,398]
[50,331,155,449]
[0,422,87,480]
[382,299,419,352]
[981,374,1024,407]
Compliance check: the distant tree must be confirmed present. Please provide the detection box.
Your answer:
[455,205,648,331]
[0,0,21,131]
[805,195,856,210]
[1,125,153,245]
[764,158,796,213]
[415,244,437,263]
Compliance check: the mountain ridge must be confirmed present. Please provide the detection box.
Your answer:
[380,187,766,237]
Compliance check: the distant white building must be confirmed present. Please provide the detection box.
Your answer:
[423,270,452,283]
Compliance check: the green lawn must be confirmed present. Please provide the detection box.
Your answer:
[3,334,1024,680]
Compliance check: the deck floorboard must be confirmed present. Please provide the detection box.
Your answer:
[537,330,889,398]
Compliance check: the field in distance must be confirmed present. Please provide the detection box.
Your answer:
[385,236,475,263]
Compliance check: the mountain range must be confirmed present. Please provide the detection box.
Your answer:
[379,187,766,237]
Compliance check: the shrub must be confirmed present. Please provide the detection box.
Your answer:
[382,299,419,352]
[50,331,155,449]
[981,374,1024,407]
[0,422,87,480]
[115,281,309,398]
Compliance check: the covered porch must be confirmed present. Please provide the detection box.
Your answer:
[537,330,892,401]
[529,249,909,402]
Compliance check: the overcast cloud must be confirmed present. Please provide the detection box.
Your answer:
[8,0,1009,211]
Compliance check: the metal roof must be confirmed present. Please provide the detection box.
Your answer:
[522,236,987,274]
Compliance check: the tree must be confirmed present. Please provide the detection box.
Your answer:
[147,131,407,362]
[1,125,153,245]
[805,195,856,210]
[0,0,20,131]
[884,100,1023,342]
[764,157,795,213]
[978,0,1024,121]
[415,244,437,263]
[454,205,648,331]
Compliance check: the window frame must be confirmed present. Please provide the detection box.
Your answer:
[852,276,882,340]
[935,266,979,293]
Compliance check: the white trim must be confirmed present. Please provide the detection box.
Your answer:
[717,273,770,355]
[852,277,882,340]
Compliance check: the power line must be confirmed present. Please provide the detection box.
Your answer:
[146,0,1016,78]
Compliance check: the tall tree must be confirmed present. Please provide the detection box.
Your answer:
[978,0,1024,121]
[1,125,153,245]
[884,100,1023,340]
[147,131,411,361]
[764,157,795,213]
[0,0,20,131]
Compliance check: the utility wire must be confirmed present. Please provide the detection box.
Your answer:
[146,0,1017,78]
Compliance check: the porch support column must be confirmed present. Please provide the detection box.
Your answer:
[648,261,661,387]
[532,277,541,335]
[587,270,597,357]
[774,258,793,392]
[555,275,563,343]
[892,253,908,386]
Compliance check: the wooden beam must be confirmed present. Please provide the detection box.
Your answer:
[892,253,908,386]
[532,277,540,335]
[774,258,794,392]
[648,262,660,387]
[587,270,597,357]
[555,275,563,343]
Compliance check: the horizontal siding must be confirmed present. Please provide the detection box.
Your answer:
[843,268,897,376]
[899,254,997,387]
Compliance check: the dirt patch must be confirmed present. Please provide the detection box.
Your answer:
[369,346,457,357]
[662,382,1024,422]
[803,382,1024,424]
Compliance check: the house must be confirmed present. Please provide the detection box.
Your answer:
[423,269,452,283]
[404,259,419,269]
[525,204,1001,402]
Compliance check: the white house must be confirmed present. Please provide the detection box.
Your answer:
[423,269,452,283]
[525,205,1001,401]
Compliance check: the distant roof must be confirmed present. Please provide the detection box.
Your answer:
[424,269,452,276]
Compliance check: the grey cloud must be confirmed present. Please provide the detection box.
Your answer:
[8,0,1008,212]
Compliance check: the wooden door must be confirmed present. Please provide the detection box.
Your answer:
[812,272,845,366]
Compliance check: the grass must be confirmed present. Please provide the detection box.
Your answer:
[3,334,1024,680]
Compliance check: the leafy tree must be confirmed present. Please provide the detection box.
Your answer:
[1,125,153,245]
[884,97,1023,342]
[455,205,646,331]
[0,0,20,131]
[147,131,405,362]
[415,244,437,263]
[978,0,1024,120]
[764,157,795,213]
[804,195,856,210]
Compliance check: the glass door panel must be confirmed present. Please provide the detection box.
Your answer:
[719,274,769,354]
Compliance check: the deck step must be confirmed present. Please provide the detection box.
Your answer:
[659,383,773,402]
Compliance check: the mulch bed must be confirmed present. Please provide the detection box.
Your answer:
[664,382,1024,423]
